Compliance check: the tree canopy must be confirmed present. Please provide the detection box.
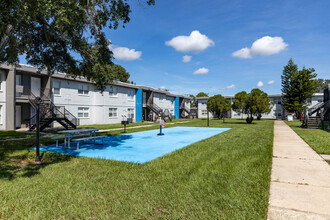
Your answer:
[315,78,330,93]
[232,91,248,117]
[232,89,271,123]
[196,92,209,97]
[281,59,317,116]
[189,94,197,107]
[207,94,231,122]
[250,89,272,120]
[110,64,130,83]
[0,0,154,91]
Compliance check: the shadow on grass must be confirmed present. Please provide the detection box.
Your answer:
[0,138,74,181]
[0,130,35,140]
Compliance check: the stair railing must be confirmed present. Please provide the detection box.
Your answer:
[308,101,325,116]
[27,88,79,130]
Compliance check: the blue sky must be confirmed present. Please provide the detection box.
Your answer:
[105,0,330,96]
[20,0,330,96]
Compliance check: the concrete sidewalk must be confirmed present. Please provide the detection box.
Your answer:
[267,120,330,220]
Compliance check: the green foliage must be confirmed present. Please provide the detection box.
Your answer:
[189,95,197,107]
[315,78,330,93]
[196,92,208,97]
[0,0,154,91]
[281,59,317,115]
[110,64,130,83]
[232,91,248,116]
[207,95,231,121]
[233,89,271,123]
[250,89,272,120]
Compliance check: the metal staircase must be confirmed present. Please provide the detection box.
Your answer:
[307,100,330,129]
[180,102,190,117]
[308,101,325,116]
[146,103,172,121]
[146,102,162,116]
[28,89,78,131]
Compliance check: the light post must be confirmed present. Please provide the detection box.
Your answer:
[207,109,209,127]
[35,97,42,163]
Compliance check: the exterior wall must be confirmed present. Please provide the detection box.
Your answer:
[0,70,7,130]
[197,99,213,118]
[174,97,180,119]
[153,92,175,119]
[135,89,142,122]
[6,68,15,130]
[52,78,136,126]
[230,96,282,119]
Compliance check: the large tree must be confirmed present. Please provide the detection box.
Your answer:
[281,59,317,117]
[233,89,271,123]
[196,92,209,97]
[232,91,248,118]
[251,89,272,120]
[111,64,130,83]
[207,95,231,122]
[0,0,154,91]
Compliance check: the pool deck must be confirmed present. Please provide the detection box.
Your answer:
[267,120,330,220]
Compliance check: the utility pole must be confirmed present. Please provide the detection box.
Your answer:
[35,97,41,163]
[207,110,209,127]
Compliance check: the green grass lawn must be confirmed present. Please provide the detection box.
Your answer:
[0,130,35,140]
[0,119,274,219]
[77,118,190,130]
[285,120,330,155]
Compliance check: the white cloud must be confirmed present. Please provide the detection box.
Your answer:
[159,86,167,90]
[109,45,142,61]
[219,84,236,90]
[257,81,264,88]
[182,55,192,63]
[232,48,252,59]
[193,67,209,75]
[195,61,201,65]
[232,36,288,59]
[267,80,275,85]
[166,30,215,53]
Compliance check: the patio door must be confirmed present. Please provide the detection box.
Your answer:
[15,105,21,128]
[31,77,41,97]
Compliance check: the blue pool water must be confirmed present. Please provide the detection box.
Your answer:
[38,126,231,164]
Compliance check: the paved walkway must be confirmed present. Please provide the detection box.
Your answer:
[267,120,330,220]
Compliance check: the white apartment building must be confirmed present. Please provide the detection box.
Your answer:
[196,93,324,119]
[0,64,192,130]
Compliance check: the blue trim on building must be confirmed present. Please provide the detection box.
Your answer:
[136,89,142,122]
[174,97,180,119]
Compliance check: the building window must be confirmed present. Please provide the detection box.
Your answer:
[109,86,117,97]
[127,108,134,119]
[201,110,208,116]
[53,80,61,95]
[109,108,118,118]
[78,84,89,95]
[128,89,134,100]
[78,107,89,118]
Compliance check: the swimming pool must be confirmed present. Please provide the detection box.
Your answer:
[38,126,231,164]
